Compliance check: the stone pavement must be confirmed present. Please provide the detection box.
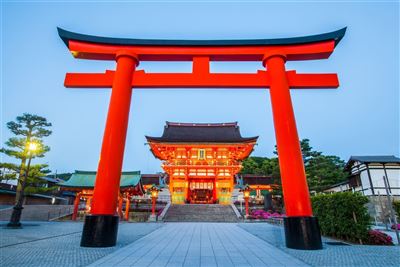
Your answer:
[239,223,400,267]
[89,223,308,267]
[1,221,399,267]
[0,222,162,267]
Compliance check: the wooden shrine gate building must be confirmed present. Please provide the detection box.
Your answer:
[146,122,257,205]
[58,27,346,250]
[60,171,143,221]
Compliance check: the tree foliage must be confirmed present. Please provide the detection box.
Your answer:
[0,113,52,196]
[240,138,347,193]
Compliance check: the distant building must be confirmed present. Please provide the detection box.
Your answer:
[0,176,69,205]
[59,170,144,220]
[324,155,400,196]
[324,155,400,221]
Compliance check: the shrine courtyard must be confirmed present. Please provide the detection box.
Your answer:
[1,221,399,267]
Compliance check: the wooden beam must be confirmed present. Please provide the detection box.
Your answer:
[65,70,338,89]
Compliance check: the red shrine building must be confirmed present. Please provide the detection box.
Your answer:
[146,122,258,205]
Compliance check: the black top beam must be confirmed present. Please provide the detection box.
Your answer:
[57,27,346,48]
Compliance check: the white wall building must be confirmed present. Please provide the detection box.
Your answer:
[325,156,400,196]
[324,155,400,222]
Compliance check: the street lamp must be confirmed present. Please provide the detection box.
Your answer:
[147,185,160,222]
[8,141,39,228]
[240,185,251,218]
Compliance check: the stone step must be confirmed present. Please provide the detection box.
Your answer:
[163,204,238,222]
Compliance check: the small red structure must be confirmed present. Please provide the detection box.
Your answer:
[60,171,143,221]
[58,27,346,249]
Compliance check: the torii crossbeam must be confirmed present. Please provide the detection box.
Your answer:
[58,27,346,250]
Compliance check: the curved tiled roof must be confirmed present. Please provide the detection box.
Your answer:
[59,170,141,189]
[348,155,400,164]
[146,122,258,143]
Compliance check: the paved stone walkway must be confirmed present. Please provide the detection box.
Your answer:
[239,223,400,267]
[0,222,162,267]
[2,221,399,266]
[89,223,309,267]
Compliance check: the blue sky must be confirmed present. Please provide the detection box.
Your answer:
[1,1,399,174]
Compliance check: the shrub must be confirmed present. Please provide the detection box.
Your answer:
[393,200,400,218]
[366,230,394,245]
[312,192,370,243]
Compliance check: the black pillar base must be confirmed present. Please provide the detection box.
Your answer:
[80,215,119,247]
[284,216,322,250]
[6,222,22,228]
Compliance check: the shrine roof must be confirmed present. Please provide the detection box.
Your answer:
[345,155,400,170]
[238,174,274,186]
[59,170,141,189]
[348,155,400,164]
[146,122,258,144]
[58,27,346,48]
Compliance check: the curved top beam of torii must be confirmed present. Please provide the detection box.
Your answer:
[57,27,346,61]
[58,27,346,48]
[59,27,346,88]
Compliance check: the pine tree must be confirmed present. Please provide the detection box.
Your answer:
[0,113,52,227]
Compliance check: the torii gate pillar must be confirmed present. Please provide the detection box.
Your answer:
[264,53,321,249]
[80,52,138,247]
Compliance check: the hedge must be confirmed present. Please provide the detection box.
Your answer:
[393,200,400,219]
[311,192,371,243]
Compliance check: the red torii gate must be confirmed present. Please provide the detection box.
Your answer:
[58,27,346,249]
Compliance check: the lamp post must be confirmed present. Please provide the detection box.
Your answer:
[148,185,160,222]
[8,142,38,228]
[241,185,251,218]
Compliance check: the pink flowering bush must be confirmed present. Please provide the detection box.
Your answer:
[249,209,284,219]
[391,224,400,230]
[366,230,394,245]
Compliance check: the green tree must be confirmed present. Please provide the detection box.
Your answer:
[0,113,52,227]
[241,138,347,193]
[240,157,259,174]
[23,164,52,194]
[306,155,347,192]
[0,162,18,182]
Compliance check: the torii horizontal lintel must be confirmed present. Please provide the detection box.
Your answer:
[64,70,338,89]
[58,27,346,61]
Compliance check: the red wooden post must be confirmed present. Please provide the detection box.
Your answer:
[87,197,92,212]
[125,195,130,221]
[81,51,138,247]
[118,196,123,219]
[151,197,156,216]
[72,192,81,221]
[213,180,217,203]
[263,52,322,249]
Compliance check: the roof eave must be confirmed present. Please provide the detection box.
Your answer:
[57,27,347,48]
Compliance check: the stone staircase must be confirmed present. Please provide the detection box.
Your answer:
[163,204,238,222]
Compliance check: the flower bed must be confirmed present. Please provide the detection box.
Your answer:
[248,209,284,220]
[366,230,394,245]
[391,224,400,230]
